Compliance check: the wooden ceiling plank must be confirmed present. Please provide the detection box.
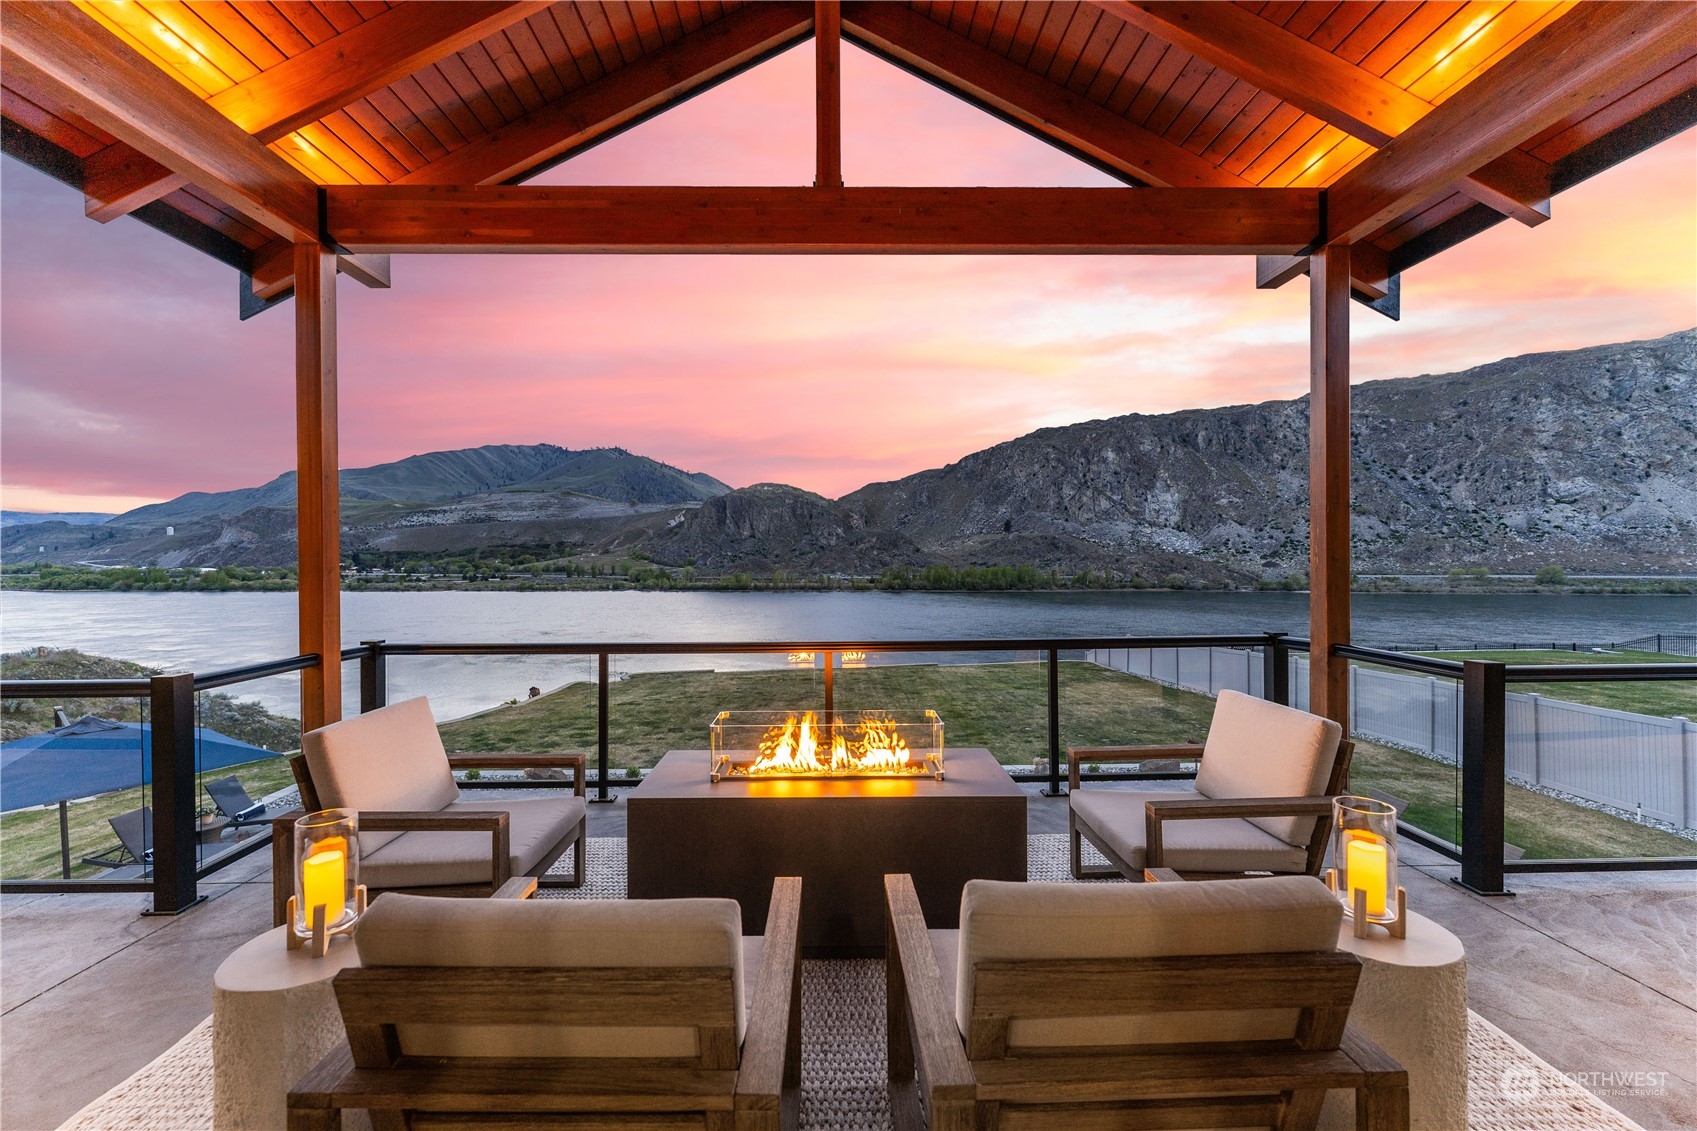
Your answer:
[842,1,1247,188]
[1357,1,1465,78]
[1004,2,1053,69]
[326,184,1321,253]
[1383,1,1510,93]
[209,1,551,142]
[459,41,531,122]
[310,1,366,37]
[625,0,669,55]
[1124,39,1190,127]
[478,30,550,114]
[234,3,316,58]
[433,54,514,132]
[527,10,590,92]
[365,86,451,163]
[571,1,632,76]
[675,2,709,38]
[273,1,341,46]
[1219,102,1305,178]
[1045,4,1103,88]
[548,5,607,84]
[388,75,472,153]
[1200,87,1280,162]
[198,1,289,70]
[83,142,189,221]
[601,2,648,66]
[504,19,571,103]
[1326,0,1697,246]
[411,64,501,140]
[316,108,409,181]
[1306,0,1375,54]
[1061,6,1123,96]
[1103,29,1171,117]
[1333,1,1419,68]
[1143,54,1215,137]
[145,1,262,81]
[1089,1,1554,223]
[1161,67,1236,148]
[400,1,813,186]
[1,3,317,240]
[985,2,1026,57]
[1081,23,1143,105]
[1181,76,1260,155]
[1024,3,1077,76]
[337,97,429,171]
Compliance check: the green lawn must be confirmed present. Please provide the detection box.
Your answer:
[1422,650,1696,718]
[437,662,1218,769]
[0,756,295,881]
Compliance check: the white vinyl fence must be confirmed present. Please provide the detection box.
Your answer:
[1087,646,1697,830]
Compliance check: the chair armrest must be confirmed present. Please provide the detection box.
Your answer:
[1067,744,1202,791]
[447,753,589,797]
[1144,796,1335,871]
[737,876,804,1115]
[1142,867,1186,883]
[884,874,976,1117]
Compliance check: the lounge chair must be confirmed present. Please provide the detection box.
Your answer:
[884,872,1408,1131]
[271,696,588,925]
[1068,689,1353,880]
[287,876,804,1131]
[204,776,268,826]
[81,806,152,868]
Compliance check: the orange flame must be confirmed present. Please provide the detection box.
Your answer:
[743,711,919,777]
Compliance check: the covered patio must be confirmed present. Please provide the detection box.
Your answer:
[2,2,1695,1129]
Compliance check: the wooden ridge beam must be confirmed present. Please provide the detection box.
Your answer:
[1088,1,1552,225]
[399,2,813,186]
[1,3,317,241]
[325,185,1319,254]
[842,1,1244,188]
[213,1,551,144]
[1326,1,1697,247]
[816,0,842,189]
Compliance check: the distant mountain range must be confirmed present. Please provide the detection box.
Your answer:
[5,332,1693,580]
[1,511,112,527]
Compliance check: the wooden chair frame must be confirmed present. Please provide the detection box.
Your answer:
[1067,740,1354,881]
[287,876,803,1131]
[272,751,588,926]
[884,873,1407,1131]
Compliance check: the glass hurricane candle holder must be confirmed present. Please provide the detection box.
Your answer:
[1327,795,1406,939]
[289,809,366,957]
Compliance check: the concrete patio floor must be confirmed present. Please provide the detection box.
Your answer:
[2,788,1692,1131]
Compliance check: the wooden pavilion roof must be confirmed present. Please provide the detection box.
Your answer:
[3,1,1694,319]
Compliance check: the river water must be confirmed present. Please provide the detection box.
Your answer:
[2,590,1690,720]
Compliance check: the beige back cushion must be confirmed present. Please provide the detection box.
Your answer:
[1194,689,1342,844]
[303,697,458,855]
[355,892,746,1059]
[956,876,1341,1049]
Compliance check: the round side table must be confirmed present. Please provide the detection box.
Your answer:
[212,925,361,1131]
[1319,909,1468,1131]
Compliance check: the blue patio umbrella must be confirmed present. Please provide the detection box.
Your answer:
[0,715,281,813]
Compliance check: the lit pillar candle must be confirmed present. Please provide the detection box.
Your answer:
[1346,833,1389,917]
[301,836,347,926]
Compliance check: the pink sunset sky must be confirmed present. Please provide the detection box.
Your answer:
[2,40,1693,515]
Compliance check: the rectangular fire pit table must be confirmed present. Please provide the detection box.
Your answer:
[628,747,1026,956]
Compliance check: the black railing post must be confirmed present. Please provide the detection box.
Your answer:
[592,652,613,803]
[1459,659,1511,896]
[147,672,201,914]
[1042,648,1064,796]
[359,640,387,713]
[58,800,71,878]
[1263,632,1290,705]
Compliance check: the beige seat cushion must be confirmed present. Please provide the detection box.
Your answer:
[1194,690,1342,844]
[361,795,586,889]
[356,892,749,1058]
[948,876,1342,1049]
[303,697,458,855]
[1070,787,1310,875]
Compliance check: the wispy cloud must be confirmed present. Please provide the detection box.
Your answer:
[2,43,1692,510]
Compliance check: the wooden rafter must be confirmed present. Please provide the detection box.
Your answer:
[397,3,813,187]
[841,2,1244,189]
[1327,1,1697,247]
[1,2,317,241]
[81,2,546,225]
[1088,0,1553,226]
[325,185,1319,254]
[212,1,551,144]
[82,143,185,222]
[817,1,843,189]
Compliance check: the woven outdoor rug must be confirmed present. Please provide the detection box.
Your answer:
[59,835,1646,1131]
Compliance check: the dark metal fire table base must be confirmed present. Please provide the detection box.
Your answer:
[627,748,1027,956]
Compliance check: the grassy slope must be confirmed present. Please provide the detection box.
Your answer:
[1422,650,1696,718]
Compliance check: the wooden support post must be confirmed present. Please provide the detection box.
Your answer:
[295,242,341,732]
[815,1,842,189]
[1308,244,1351,728]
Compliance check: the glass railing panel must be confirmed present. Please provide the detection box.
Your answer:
[0,694,153,883]
[1064,646,1253,773]
[831,648,1045,772]
[193,676,302,869]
